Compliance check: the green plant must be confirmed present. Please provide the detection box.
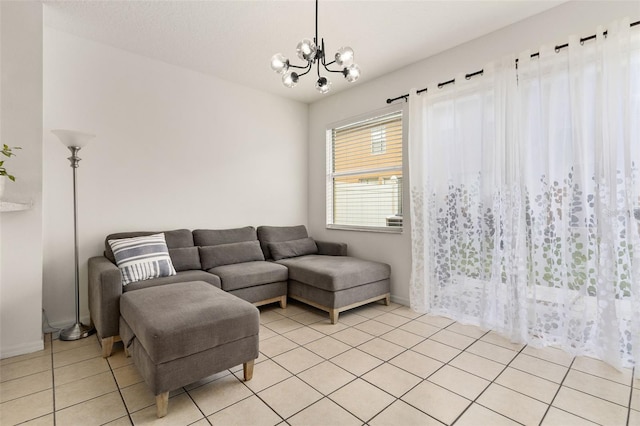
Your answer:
[0,144,21,181]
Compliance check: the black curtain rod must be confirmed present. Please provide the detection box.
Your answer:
[386,19,640,104]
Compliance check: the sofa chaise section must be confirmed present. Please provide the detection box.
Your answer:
[257,225,391,323]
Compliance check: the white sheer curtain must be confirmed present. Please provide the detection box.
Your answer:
[409,19,640,368]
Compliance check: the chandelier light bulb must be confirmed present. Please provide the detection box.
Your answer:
[344,64,361,83]
[335,46,354,67]
[296,39,317,61]
[282,71,299,88]
[315,76,331,94]
[270,53,289,74]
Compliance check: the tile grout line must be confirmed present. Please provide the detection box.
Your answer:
[49,333,57,426]
[339,309,516,424]
[224,347,289,423]
[183,387,214,425]
[245,343,356,424]
[23,304,634,426]
[263,302,413,424]
[559,375,634,408]
[104,340,135,425]
[389,331,479,423]
[1,333,57,426]
[366,321,490,425]
[537,356,578,426]
[440,331,504,426]
[204,308,337,423]
[448,331,527,425]
[260,307,373,423]
[627,366,635,426]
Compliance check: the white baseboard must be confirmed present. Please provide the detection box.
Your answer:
[390,294,410,306]
[1,339,45,359]
[47,314,92,340]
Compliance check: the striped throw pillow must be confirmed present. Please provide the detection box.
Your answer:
[108,233,177,285]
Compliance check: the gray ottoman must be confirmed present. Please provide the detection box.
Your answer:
[119,281,259,417]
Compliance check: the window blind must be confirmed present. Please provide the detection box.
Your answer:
[327,110,403,231]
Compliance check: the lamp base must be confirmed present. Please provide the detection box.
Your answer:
[59,322,96,341]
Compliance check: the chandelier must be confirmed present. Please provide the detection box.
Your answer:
[270,0,360,94]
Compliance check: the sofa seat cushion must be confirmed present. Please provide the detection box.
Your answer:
[123,270,221,292]
[120,281,259,364]
[276,255,391,292]
[208,261,288,292]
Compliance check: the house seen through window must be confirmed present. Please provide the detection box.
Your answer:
[326,110,403,231]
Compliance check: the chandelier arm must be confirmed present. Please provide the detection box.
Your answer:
[289,63,312,70]
[296,62,314,78]
[322,63,346,74]
[315,0,319,48]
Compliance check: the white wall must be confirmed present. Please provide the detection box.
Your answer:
[43,28,308,327]
[0,2,44,358]
[308,1,640,306]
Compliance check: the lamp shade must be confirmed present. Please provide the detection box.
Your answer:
[51,129,95,148]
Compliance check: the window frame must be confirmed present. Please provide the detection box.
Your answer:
[326,105,405,234]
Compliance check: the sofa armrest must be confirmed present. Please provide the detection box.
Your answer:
[315,240,348,256]
[88,256,123,340]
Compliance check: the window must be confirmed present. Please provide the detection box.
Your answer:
[327,109,404,232]
[371,126,386,154]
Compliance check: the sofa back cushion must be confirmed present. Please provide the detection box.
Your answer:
[167,247,202,271]
[104,229,200,272]
[193,226,257,247]
[199,241,265,270]
[257,225,309,260]
[269,237,318,261]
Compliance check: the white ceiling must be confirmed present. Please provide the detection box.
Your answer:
[43,0,566,104]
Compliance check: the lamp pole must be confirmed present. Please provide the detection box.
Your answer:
[52,129,96,341]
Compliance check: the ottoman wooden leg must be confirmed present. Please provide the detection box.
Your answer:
[101,336,114,358]
[243,360,255,381]
[156,392,169,418]
[279,296,287,309]
[384,294,390,306]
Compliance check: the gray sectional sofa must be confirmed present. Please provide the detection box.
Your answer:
[88,225,391,357]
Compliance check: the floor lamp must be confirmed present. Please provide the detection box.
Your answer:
[52,129,96,341]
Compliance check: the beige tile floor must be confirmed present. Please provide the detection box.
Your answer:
[1,300,638,426]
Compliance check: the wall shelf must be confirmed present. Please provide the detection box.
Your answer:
[0,200,33,212]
